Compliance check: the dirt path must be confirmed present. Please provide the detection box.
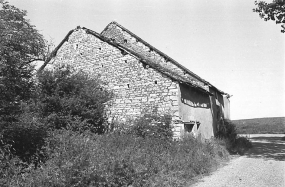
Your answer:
[192,134,285,187]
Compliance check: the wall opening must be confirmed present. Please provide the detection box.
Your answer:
[154,80,157,84]
[121,50,127,56]
[127,84,130,88]
[196,121,201,129]
[184,123,195,133]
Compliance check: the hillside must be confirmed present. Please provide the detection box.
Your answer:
[233,117,285,134]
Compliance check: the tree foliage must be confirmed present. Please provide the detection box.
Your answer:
[36,66,113,134]
[253,0,285,33]
[0,1,46,121]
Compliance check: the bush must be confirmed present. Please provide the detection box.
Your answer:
[216,119,252,155]
[0,109,48,167]
[129,108,173,141]
[0,65,113,175]
[36,66,113,134]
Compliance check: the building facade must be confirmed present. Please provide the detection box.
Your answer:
[39,22,230,139]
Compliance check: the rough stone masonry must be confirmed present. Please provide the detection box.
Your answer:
[39,22,231,139]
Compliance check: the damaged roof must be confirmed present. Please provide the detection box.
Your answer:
[39,22,230,97]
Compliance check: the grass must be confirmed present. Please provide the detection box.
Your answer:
[233,117,285,134]
[2,130,230,187]
[1,114,253,187]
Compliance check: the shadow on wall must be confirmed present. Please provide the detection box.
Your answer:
[180,84,210,109]
[245,136,285,161]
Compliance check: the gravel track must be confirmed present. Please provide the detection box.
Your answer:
[192,134,285,187]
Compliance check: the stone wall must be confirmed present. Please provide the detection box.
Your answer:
[49,29,180,122]
[101,23,208,89]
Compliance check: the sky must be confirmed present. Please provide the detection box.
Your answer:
[7,0,285,120]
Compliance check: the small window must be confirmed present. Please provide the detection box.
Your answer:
[184,123,195,133]
[127,84,130,88]
[154,80,157,84]
[121,50,127,56]
[196,121,201,129]
[124,39,128,43]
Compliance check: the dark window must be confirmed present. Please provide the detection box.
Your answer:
[196,122,201,129]
[184,123,195,132]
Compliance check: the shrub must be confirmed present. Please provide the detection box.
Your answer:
[129,108,173,141]
[36,66,113,134]
[12,128,229,187]
[216,119,252,155]
[0,108,48,167]
[216,119,237,142]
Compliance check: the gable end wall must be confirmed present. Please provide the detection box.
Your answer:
[101,24,208,89]
[48,29,181,123]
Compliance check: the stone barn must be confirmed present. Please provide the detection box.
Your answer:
[39,21,231,139]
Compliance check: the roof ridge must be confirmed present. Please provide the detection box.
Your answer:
[38,26,212,95]
[101,21,229,96]
[101,22,207,82]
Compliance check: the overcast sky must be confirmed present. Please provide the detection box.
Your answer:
[8,0,285,120]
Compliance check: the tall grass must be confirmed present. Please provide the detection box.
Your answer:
[4,130,229,187]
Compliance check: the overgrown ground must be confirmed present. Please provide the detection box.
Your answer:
[233,117,285,134]
[2,130,231,187]
[0,65,252,187]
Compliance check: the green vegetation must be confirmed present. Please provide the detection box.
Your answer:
[233,117,285,134]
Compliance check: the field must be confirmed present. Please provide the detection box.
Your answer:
[233,117,285,134]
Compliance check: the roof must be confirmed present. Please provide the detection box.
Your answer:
[101,21,229,97]
[38,23,231,96]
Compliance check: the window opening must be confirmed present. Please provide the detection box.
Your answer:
[184,123,195,133]
[154,80,157,84]
[196,122,201,129]
[127,84,130,88]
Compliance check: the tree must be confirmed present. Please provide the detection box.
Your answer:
[253,0,285,33]
[0,1,46,122]
[36,66,113,134]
